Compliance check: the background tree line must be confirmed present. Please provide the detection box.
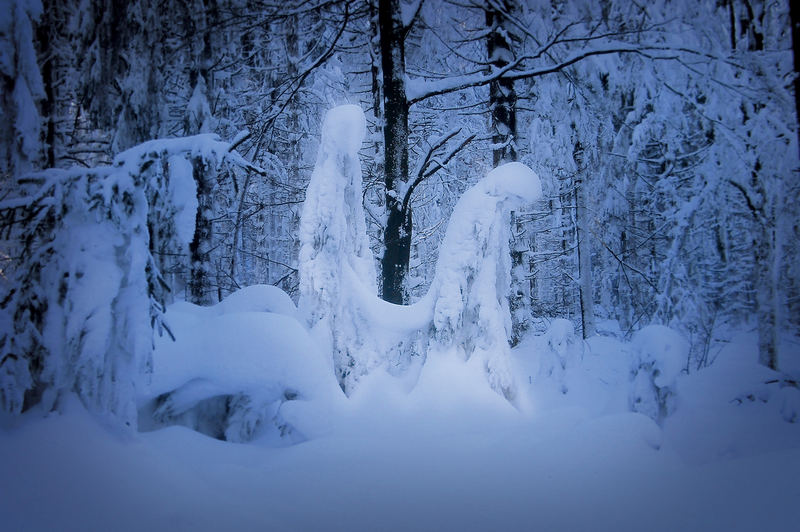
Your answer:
[1,0,798,373]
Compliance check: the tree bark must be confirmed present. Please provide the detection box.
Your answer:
[575,185,595,338]
[379,0,411,304]
[485,1,527,343]
[485,1,518,166]
[35,6,56,168]
[189,157,214,305]
[791,0,800,156]
[574,142,595,339]
[755,220,779,370]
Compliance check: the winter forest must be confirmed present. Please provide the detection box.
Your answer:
[1,0,799,530]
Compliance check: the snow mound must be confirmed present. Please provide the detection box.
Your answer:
[142,289,343,442]
[631,325,688,388]
[148,310,332,399]
[215,284,297,318]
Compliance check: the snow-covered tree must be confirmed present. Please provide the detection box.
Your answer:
[299,104,542,398]
[298,105,380,392]
[0,134,246,425]
[426,161,542,400]
[0,0,45,178]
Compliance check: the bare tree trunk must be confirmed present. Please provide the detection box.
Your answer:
[36,4,56,168]
[379,0,411,304]
[575,164,595,339]
[485,1,517,166]
[189,157,214,305]
[755,217,779,370]
[791,0,800,156]
[486,1,528,342]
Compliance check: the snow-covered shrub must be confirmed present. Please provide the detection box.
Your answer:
[628,325,688,423]
[777,386,800,424]
[536,318,580,393]
[0,135,242,426]
[546,318,578,366]
[731,379,800,425]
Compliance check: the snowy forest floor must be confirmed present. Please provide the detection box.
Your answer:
[2,304,800,531]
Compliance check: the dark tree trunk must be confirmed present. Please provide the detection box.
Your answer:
[575,164,595,339]
[189,157,214,305]
[379,0,411,304]
[87,0,128,130]
[485,1,518,166]
[791,0,800,156]
[369,0,384,183]
[35,8,56,168]
[749,164,780,370]
[487,2,526,342]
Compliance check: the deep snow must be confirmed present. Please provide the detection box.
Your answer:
[2,299,799,531]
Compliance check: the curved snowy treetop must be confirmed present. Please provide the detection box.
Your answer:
[321,104,367,156]
[479,161,543,205]
[424,161,542,400]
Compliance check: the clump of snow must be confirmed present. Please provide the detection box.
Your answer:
[477,161,543,203]
[629,325,689,423]
[185,77,214,134]
[319,103,366,155]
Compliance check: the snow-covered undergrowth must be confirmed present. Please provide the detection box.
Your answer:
[2,317,799,531]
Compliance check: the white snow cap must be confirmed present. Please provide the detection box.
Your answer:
[479,161,543,204]
[321,104,366,155]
